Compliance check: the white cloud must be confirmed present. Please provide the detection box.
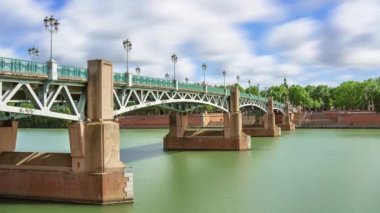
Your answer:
[0,47,17,58]
[327,0,380,68]
[277,63,303,76]
[266,18,321,64]
[0,0,379,89]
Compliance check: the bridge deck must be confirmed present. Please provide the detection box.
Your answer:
[0,56,291,121]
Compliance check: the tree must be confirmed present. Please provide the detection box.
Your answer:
[268,85,288,102]
[374,89,380,113]
[333,81,363,110]
[245,85,260,96]
[288,85,312,109]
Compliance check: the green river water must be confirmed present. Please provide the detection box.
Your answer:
[0,128,380,213]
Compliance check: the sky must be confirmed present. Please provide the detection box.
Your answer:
[0,0,379,88]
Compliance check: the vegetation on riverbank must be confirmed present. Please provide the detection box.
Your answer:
[238,76,380,112]
[11,76,380,128]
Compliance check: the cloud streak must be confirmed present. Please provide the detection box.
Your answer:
[0,0,378,87]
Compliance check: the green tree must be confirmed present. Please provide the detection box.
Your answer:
[288,85,312,109]
[245,85,260,96]
[333,81,363,110]
[268,85,288,102]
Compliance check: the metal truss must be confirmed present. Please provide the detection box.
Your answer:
[113,88,230,116]
[240,97,285,115]
[0,80,86,121]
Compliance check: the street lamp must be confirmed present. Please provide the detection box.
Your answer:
[171,53,178,80]
[202,63,207,85]
[44,15,60,62]
[165,73,170,79]
[185,77,189,83]
[248,79,251,88]
[237,75,240,85]
[222,70,226,89]
[123,39,132,73]
[28,47,39,61]
[135,67,141,75]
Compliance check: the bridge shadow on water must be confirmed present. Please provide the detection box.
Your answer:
[120,143,177,163]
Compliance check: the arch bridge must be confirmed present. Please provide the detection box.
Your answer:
[0,56,292,121]
[0,58,297,205]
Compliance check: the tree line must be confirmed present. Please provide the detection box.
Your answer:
[237,76,380,112]
[9,76,380,128]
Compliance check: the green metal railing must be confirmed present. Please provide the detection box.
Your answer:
[0,56,48,75]
[207,86,226,95]
[240,92,268,102]
[0,57,288,109]
[132,75,174,89]
[178,81,204,92]
[113,73,126,82]
[57,65,88,80]
[274,101,285,108]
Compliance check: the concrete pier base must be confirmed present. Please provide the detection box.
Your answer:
[278,123,295,131]
[243,112,281,137]
[0,154,129,204]
[0,121,18,152]
[0,120,132,204]
[243,127,281,137]
[164,130,251,151]
[279,102,296,131]
[164,87,251,151]
[0,59,133,204]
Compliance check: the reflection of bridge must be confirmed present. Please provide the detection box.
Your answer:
[0,57,296,204]
[0,56,289,121]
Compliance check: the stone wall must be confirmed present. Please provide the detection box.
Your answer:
[118,113,225,128]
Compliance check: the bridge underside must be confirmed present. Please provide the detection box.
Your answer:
[163,112,251,150]
[0,80,86,121]
[0,57,296,205]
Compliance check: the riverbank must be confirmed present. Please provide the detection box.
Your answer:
[118,111,380,129]
[295,111,380,128]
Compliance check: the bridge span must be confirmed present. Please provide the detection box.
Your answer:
[0,57,296,204]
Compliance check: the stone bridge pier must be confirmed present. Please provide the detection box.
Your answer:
[278,101,295,131]
[0,60,132,204]
[164,87,251,150]
[243,97,281,137]
[0,120,18,152]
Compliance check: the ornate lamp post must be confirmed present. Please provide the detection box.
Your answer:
[171,53,178,80]
[201,63,207,85]
[135,67,141,75]
[222,70,226,89]
[28,47,39,62]
[44,15,60,62]
[123,39,132,73]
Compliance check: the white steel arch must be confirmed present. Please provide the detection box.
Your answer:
[113,88,230,116]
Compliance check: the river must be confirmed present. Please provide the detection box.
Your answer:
[1,128,380,213]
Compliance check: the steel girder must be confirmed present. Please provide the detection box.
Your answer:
[113,87,230,116]
[0,80,86,121]
[239,97,285,115]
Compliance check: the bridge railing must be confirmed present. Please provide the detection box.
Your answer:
[178,81,204,92]
[207,86,226,95]
[57,65,88,80]
[132,75,174,89]
[114,72,126,82]
[240,92,268,102]
[273,101,285,108]
[0,56,48,75]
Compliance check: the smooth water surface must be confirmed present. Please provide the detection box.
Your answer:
[1,128,380,213]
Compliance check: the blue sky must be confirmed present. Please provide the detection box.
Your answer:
[0,0,379,87]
